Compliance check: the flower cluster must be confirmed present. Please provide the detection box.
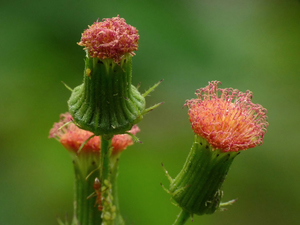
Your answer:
[185,81,268,152]
[78,15,139,63]
[49,112,140,154]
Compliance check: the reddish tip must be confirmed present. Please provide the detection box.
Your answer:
[49,113,140,154]
[78,15,139,63]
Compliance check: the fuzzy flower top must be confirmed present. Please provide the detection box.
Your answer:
[49,112,140,154]
[78,15,139,63]
[185,81,268,152]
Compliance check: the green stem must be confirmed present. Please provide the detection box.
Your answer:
[110,153,125,225]
[173,210,190,225]
[73,157,102,225]
[101,136,112,183]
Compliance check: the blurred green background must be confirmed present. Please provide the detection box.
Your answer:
[1,0,300,224]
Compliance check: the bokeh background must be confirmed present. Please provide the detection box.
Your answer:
[1,0,300,224]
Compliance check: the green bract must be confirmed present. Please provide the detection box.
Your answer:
[164,135,239,216]
[68,54,145,136]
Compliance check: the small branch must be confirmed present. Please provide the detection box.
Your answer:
[143,102,164,115]
[61,81,73,92]
[125,132,142,143]
[77,134,96,154]
[161,162,173,183]
[142,79,163,97]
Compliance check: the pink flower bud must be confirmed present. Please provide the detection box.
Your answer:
[78,15,139,63]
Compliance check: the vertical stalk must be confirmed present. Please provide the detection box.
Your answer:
[173,209,190,225]
[101,136,112,183]
[100,136,117,225]
[73,158,102,225]
[110,153,125,225]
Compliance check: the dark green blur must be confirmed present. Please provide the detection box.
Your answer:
[0,1,299,225]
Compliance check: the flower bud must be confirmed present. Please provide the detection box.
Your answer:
[68,16,145,136]
[164,81,269,215]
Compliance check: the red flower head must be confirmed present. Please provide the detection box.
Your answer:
[49,112,140,154]
[185,81,268,152]
[78,15,139,63]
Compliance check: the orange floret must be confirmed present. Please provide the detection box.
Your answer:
[49,112,140,153]
[185,81,268,152]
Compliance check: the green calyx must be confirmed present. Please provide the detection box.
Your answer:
[163,135,239,216]
[68,54,145,136]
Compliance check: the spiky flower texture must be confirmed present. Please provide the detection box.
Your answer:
[185,81,268,152]
[78,15,139,63]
